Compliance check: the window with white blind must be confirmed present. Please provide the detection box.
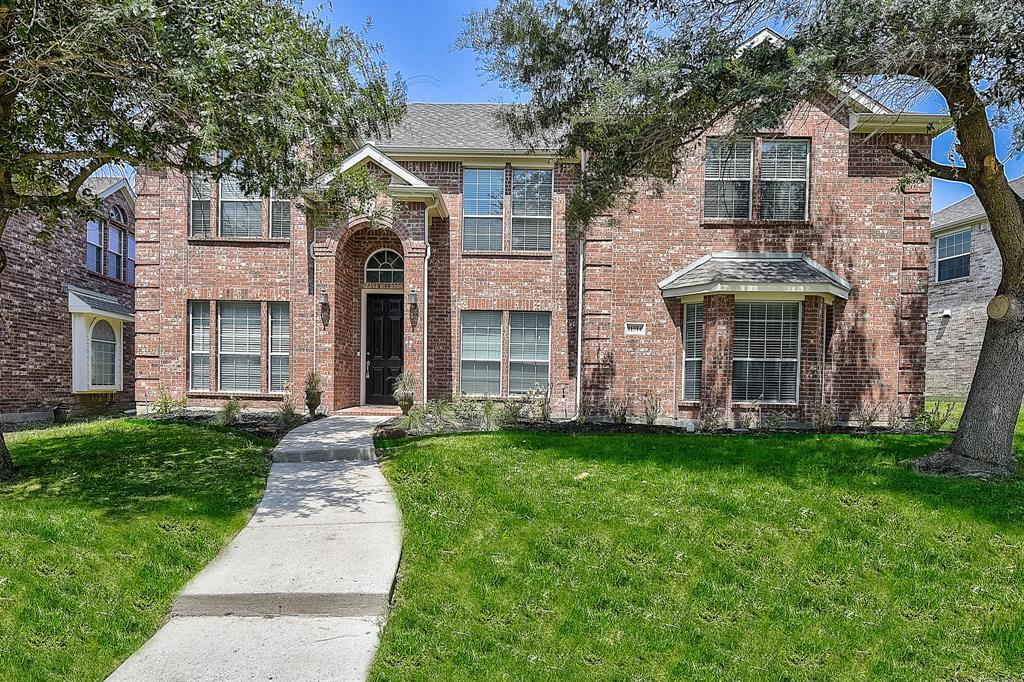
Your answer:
[269,302,290,393]
[463,168,504,251]
[509,311,550,394]
[189,301,211,391]
[683,303,704,401]
[704,139,753,219]
[90,320,117,388]
[107,224,124,280]
[86,220,103,274]
[219,176,262,237]
[936,229,972,282]
[218,301,262,392]
[270,189,291,238]
[511,169,553,251]
[460,311,502,395]
[760,139,809,221]
[190,175,211,237]
[732,301,801,403]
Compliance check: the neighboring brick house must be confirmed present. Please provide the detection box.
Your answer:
[0,177,137,422]
[926,176,1023,398]
[134,84,944,425]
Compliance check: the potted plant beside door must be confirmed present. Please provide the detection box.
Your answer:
[393,372,417,415]
[304,370,323,417]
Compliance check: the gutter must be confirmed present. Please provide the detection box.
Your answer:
[570,150,587,421]
[422,196,439,404]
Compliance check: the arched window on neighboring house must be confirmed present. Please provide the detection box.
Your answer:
[365,249,404,284]
[90,320,117,388]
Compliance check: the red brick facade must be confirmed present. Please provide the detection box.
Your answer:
[0,185,136,420]
[135,102,931,425]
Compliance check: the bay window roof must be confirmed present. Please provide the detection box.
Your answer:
[658,252,851,300]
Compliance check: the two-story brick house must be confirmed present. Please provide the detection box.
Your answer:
[134,91,944,425]
[0,177,137,422]
[926,176,1023,399]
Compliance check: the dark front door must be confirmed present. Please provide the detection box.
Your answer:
[365,294,404,404]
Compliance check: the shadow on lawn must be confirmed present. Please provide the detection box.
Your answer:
[438,430,1024,529]
[2,420,269,520]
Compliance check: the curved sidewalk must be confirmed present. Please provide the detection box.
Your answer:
[109,415,401,682]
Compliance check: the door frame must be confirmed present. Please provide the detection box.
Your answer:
[360,288,404,405]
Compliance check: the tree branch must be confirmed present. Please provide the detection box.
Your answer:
[890,142,963,182]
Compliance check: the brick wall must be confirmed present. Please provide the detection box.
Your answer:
[0,192,136,417]
[926,220,999,398]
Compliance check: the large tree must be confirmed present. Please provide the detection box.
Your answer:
[465,0,1024,476]
[0,0,405,478]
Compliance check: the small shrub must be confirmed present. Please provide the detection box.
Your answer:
[480,399,499,431]
[641,392,662,425]
[217,397,245,426]
[883,397,908,431]
[608,397,630,424]
[526,384,552,422]
[758,409,789,433]
[850,402,884,432]
[813,402,838,433]
[914,401,957,432]
[151,387,187,416]
[398,405,427,432]
[736,410,755,430]
[425,398,457,432]
[699,406,726,433]
[576,395,593,424]
[451,395,481,424]
[501,400,529,426]
[277,394,303,429]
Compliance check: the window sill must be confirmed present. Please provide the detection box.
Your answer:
[188,237,291,246]
[86,270,135,288]
[460,250,553,259]
[701,220,813,229]
[934,276,971,286]
[731,401,799,407]
[187,391,286,400]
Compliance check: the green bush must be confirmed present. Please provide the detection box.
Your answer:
[217,397,245,426]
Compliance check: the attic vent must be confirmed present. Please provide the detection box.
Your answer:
[624,322,647,336]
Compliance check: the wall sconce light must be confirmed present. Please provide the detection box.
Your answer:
[408,287,419,309]
[319,288,330,328]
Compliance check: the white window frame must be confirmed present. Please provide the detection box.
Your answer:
[731,300,802,405]
[268,302,290,393]
[218,175,263,238]
[364,248,405,284]
[682,302,704,402]
[935,228,973,283]
[509,311,551,395]
[703,138,754,220]
[86,219,103,274]
[270,189,291,239]
[510,168,554,252]
[189,301,211,392]
[189,174,212,237]
[462,167,506,252]
[459,310,503,396]
[88,318,118,389]
[107,222,125,280]
[126,234,137,286]
[217,301,263,393]
[759,138,810,222]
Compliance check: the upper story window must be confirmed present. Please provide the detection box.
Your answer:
[463,168,504,251]
[704,137,810,221]
[365,249,404,284]
[86,220,103,274]
[936,229,972,282]
[270,189,292,238]
[511,169,553,251]
[219,175,263,238]
[127,234,136,285]
[86,206,133,285]
[190,175,211,237]
[106,207,128,280]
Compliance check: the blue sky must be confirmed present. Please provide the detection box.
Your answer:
[318,0,1022,211]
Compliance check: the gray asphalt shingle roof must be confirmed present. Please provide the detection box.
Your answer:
[932,176,1024,230]
[659,253,851,298]
[72,291,134,319]
[370,103,551,151]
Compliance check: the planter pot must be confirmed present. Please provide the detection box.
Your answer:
[53,406,70,424]
[305,392,322,417]
[397,396,414,415]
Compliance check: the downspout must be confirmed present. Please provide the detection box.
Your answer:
[422,195,438,404]
[569,150,587,421]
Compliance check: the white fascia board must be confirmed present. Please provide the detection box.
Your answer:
[849,112,953,134]
[94,178,138,207]
[320,143,429,187]
[390,185,450,219]
[931,219,983,238]
[380,147,578,163]
[800,254,853,292]
[660,281,850,301]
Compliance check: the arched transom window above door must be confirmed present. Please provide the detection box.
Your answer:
[365,249,404,284]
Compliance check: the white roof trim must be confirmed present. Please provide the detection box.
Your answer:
[320,143,429,187]
[849,112,952,134]
[67,287,134,322]
[85,177,137,207]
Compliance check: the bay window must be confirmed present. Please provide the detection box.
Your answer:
[732,301,801,403]
[218,302,261,392]
[683,303,704,401]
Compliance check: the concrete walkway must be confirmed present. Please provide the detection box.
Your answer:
[109,415,401,682]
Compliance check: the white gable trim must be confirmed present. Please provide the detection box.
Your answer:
[320,143,428,188]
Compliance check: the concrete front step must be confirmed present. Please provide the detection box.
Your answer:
[272,415,384,463]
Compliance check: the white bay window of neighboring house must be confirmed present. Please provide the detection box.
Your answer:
[460,311,502,395]
[218,301,262,392]
[683,302,704,401]
[936,229,972,282]
[509,311,550,394]
[189,301,211,391]
[269,302,290,393]
[463,168,505,251]
[511,169,553,251]
[732,301,801,404]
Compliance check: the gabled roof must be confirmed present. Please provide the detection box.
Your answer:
[368,103,554,154]
[68,287,134,322]
[932,176,1024,233]
[81,176,136,206]
[659,252,851,300]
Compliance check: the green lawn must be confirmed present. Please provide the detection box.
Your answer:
[0,419,270,681]
[374,427,1024,681]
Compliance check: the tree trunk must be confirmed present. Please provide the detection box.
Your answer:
[0,431,13,479]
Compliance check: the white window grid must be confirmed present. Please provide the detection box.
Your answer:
[463,168,505,252]
[936,229,972,282]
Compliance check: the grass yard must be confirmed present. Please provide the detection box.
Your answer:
[374,426,1024,680]
[0,419,270,681]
